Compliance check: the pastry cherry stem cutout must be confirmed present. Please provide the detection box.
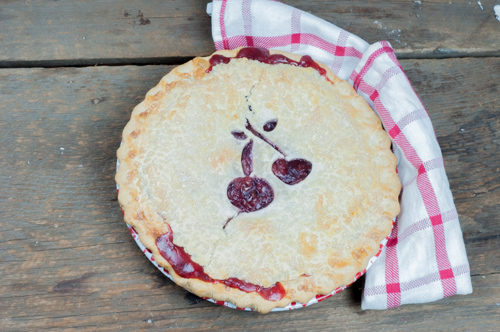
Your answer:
[223,214,237,229]
[245,119,312,185]
[245,119,287,157]
[156,232,285,301]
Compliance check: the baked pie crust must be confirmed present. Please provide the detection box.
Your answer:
[116,47,401,313]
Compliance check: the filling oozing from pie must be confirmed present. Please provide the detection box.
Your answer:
[156,231,286,301]
[206,47,327,77]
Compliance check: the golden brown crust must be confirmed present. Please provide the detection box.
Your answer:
[116,47,401,313]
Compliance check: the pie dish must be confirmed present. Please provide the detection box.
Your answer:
[116,47,401,313]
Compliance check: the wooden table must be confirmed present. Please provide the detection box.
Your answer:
[1,1,499,330]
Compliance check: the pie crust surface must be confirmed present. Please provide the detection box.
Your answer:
[116,47,401,313]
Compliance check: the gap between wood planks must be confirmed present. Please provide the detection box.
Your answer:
[1,51,499,69]
[0,57,195,69]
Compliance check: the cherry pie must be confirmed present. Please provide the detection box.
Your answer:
[116,47,401,313]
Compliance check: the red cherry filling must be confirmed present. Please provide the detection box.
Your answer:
[207,47,328,77]
[272,158,312,185]
[156,232,286,301]
[156,232,209,281]
[235,47,271,62]
[208,54,231,68]
[227,177,274,213]
[223,278,285,302]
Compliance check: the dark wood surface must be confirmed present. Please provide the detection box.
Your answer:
[1,1,499,331]
[1,0,500,67]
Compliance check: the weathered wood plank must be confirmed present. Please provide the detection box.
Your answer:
[297,0,500,59]
[1,0,499,67]
[0,57,499,330]
[0,275,498,330]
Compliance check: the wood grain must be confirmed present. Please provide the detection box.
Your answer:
[1,0,499,67]
[0,57,498,330]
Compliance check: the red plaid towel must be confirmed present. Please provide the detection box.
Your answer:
[207,0,472,310]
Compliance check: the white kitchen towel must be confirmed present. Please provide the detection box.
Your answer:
[207,0,472,310]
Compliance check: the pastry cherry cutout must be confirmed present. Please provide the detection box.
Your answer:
[272,158,312,185]
[227,176,274,213]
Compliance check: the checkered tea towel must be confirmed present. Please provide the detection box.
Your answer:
[207,0,472,310]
